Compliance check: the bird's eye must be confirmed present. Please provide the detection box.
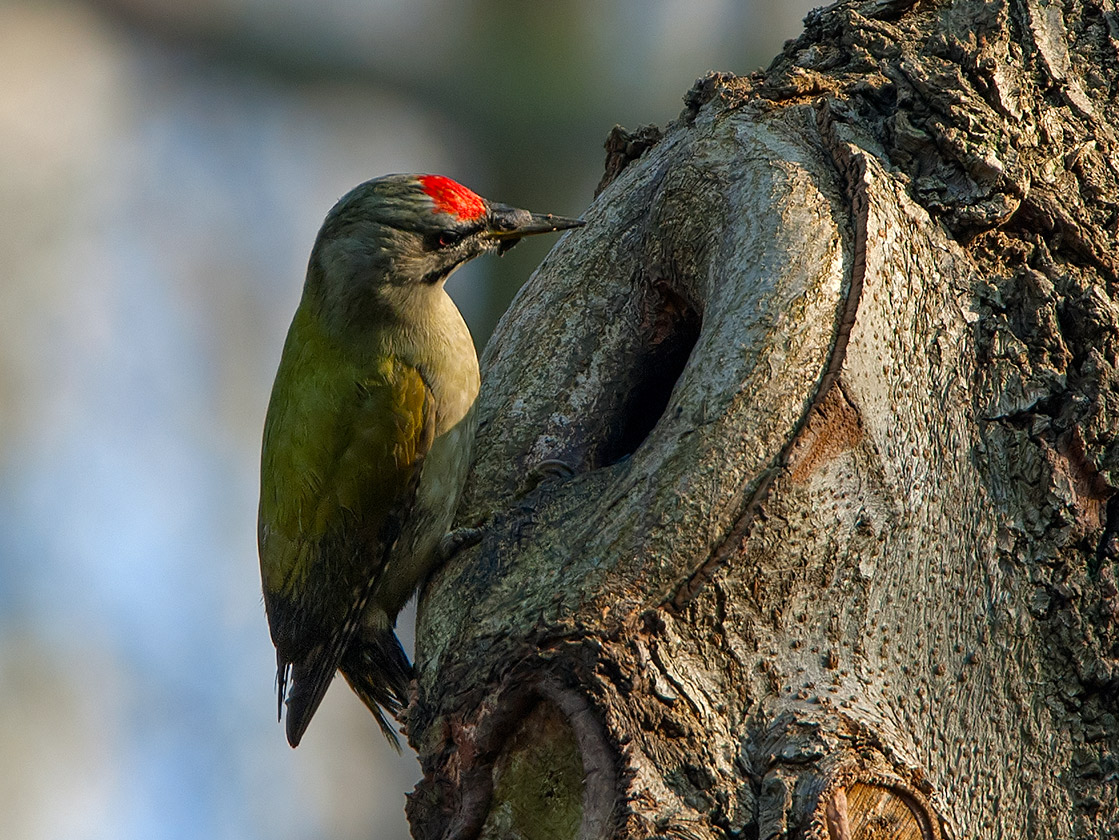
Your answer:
[438,231,464,248]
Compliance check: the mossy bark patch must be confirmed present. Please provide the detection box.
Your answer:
[479,699,584,840]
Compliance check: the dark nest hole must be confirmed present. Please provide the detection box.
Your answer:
[599,280,702,466]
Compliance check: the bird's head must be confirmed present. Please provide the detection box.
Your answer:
[305,174,583,325]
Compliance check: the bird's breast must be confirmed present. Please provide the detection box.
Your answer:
[397,289,480,433]
[364,288,479,616]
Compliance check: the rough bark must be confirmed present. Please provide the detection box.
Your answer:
[407,1,1119,838]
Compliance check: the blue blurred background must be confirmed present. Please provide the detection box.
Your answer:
[0,1,817,837]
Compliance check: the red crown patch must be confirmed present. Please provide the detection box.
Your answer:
[419,175,487,221]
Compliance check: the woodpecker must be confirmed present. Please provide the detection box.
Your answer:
[258,174,583,747]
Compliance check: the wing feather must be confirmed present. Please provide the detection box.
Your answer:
[257,310,434,743]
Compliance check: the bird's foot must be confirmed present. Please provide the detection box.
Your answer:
[520,458,577,494]
[438,524,487,561]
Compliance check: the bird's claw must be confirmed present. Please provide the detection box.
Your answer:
[438,526,486,561]
[520,458,577,495]
[535,458,577,479]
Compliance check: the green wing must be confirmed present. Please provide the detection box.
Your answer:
[257,307,433,700]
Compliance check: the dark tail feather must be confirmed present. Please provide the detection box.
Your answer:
[283,645,343,748]
[341,628,413,751]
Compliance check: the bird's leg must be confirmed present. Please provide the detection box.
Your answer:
[438,520,488,561]
[438,459,577,560]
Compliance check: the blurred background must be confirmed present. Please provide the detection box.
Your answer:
[0,1,818,837]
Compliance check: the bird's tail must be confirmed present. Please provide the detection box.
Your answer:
[281,630,351,749]
[341,626,413,751]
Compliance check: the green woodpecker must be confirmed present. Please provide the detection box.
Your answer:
[258,174,583,747]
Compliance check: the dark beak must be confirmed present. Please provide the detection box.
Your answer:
[485,203,585,247]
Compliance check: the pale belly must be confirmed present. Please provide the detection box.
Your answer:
[361,286,480,625]
[367,402,477,618]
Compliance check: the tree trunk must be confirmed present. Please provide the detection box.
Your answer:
[406,1,1119,837]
